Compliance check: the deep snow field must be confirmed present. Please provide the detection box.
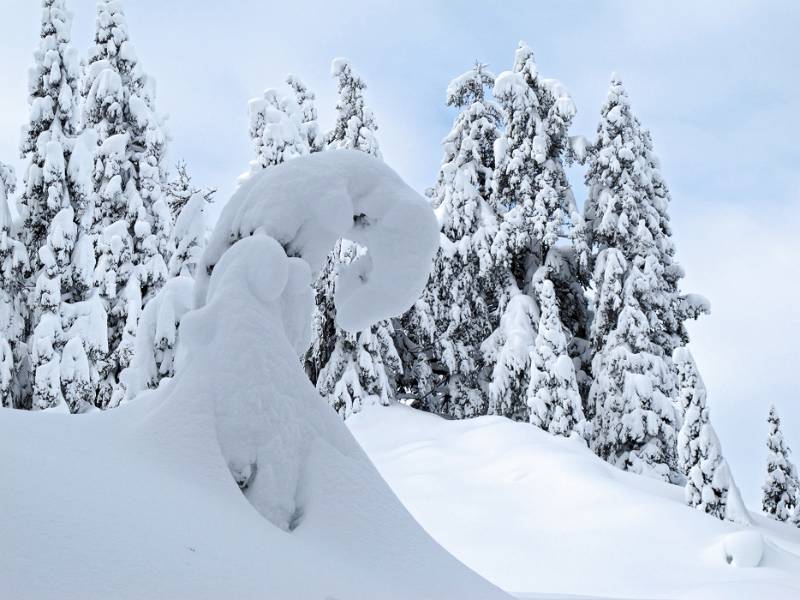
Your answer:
[350,404,800,599]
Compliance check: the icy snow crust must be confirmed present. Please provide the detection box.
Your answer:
[350,405,800,599]
[0,151,507,599]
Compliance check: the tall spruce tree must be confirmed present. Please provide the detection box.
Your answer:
[0,163,30,408]
[410,63,501,418]
[762,405,799,522]
[20,0,106,412]
[83,0,171,408]
[485,43,589,421]
[675,348,729,519]
[309,59,401,417]
[585,76,707,481]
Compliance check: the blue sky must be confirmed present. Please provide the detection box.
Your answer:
[0,0,798,505]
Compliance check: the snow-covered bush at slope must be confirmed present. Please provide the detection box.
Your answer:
[0,150,509,600]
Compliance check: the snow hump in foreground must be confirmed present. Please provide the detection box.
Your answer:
[0,151,509,599]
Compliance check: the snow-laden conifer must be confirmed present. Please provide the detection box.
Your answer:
[248,88,309,174]
[411,63,501,418]
[327,59,381,158]
[527,279,585,437]
[585,76,707,481]
[675,348,729,519]
[20,0,106,412]
[83,0,171,407]
[485,44,589,420]
[482,293,537,420]
[0,164,30,408]
[165,163,213,278]
[762,405,799,522]
[287,74,323,153]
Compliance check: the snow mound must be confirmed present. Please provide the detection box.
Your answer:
[0,152,508,599]
[350,405,800,599]
[721,530,764,567]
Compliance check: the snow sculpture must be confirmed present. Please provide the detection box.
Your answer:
[171,150,438,529]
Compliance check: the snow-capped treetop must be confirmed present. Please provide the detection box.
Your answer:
[327,59,381,158]
[248,88,310,172]
[21,0,81,153]
[584,75,657,255]
[19,0,82,266]
[166,160,215,220]
[586,75,708,357]
[87,0,147,99]
[492,43,581,255]
[286,74,323,152]
[446,62,496,108]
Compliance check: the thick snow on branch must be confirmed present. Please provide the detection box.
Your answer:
[197,149,438,332]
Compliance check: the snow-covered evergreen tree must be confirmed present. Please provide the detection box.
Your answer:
[585,76,708,481]
[327,59,381,157]
[165,160,215,221]
[83,0,171,407]
[762,405,799,522]
[527,279,585,437]
[411,63,501,419]
[674,348,728,519]
[0,164,30,408]
[286,74,323,153]
[19,0,106,412]
[485,44,589,421]
[316,278,402,419]
[165,163,213,278]
[482,293,537,420]
[247,88,309,174]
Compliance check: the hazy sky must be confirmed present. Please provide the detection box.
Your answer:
[0,1,798,506]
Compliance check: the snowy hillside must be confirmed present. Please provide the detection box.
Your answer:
[350,405,800,600]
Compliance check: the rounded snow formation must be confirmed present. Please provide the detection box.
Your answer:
[721,530,764,568]
[197,149,439,332]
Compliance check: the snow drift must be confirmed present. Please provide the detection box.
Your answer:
[0,151,508,599]
[350,404,800,599]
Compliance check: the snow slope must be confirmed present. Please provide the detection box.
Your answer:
[350,405,800,600]
[0,151,509,600]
